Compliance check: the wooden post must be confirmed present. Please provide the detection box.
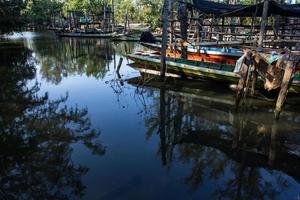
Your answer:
[104,3,107,32]
[169,0,174,52]
[235,62,250,109]
[258,0,269,48]
[250,70,257,96]
[160,0,171,79]
[112,0,115,31]
[274,59,295,119]
[178,0,188,59]
[196,14,202,52]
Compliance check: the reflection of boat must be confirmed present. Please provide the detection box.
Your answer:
[127,52,300,93]
[128,77,300,188]
[178,130,300,182]
[141,42,242,65]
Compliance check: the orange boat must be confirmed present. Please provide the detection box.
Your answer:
[141,42,242,65]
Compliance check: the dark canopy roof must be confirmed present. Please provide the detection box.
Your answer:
[192,0,300,17]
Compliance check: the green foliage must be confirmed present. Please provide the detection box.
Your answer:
[0,0,26,34]
[136,0,163,29]
[62,0,106,15]
[0,0,164,33]
[25,0,63,26]
[115,0,136,25]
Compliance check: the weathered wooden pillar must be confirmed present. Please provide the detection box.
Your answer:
[105,3,107,32]
[274,58,295,119]
[258,0,269,48]
[274,0,284,40]
[235,63,250,109]
[160,0,171,79]
[250,70,257,96]
[196,14,203,52]
[178,0,188,59]
[169,0,175,52]
[112,0,115,31]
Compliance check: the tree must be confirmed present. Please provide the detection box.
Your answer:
[136,0,163,29]
[25,0,63,27]
[115,0,136,32]
[0,0,25,34]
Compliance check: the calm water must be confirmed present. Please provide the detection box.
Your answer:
[1,32,300,200]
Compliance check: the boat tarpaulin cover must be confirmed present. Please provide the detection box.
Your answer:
[192,0,300,17]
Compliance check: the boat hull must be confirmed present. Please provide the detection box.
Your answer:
[56,32,116,38]
[127,53,300,93]
[141,42,241,65]
[128,53,239,83]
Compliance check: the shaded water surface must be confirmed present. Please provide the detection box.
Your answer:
[0,32,300,200]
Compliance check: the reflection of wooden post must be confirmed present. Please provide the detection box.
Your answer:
[269,121,278,166]
[275,59,295,119]
[161,0,171,79]
[178,1,188,59]
[159,87,167,165]
[116,57,123,73]
[258,0,269,48]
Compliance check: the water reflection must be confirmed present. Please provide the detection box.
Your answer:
[0,43,105,199]
[27,35,115,84]
[129,77,300,199]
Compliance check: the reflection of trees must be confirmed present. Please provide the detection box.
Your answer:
[30,35,115,84]
[0,44,105,199]
[130,77,300,199]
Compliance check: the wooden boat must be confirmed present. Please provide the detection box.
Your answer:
[127,51,300,93]
[141,42,243,65]
[56,31,116,38]
[111,34,140,42]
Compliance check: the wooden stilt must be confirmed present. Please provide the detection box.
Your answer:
[274,59,295,119]
[178,0,188,59]
[235,63,250,109]
[258,0,269,48]
[250,70,257,96]
[160,0,171,79]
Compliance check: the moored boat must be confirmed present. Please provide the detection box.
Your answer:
[141,42,242,65]
[127,51,300,93]
[56,31,116,38]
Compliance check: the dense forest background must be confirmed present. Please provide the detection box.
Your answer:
[0,0,165,34]
[1,0,300,34]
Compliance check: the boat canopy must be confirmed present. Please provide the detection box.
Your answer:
[191,0,300,17]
